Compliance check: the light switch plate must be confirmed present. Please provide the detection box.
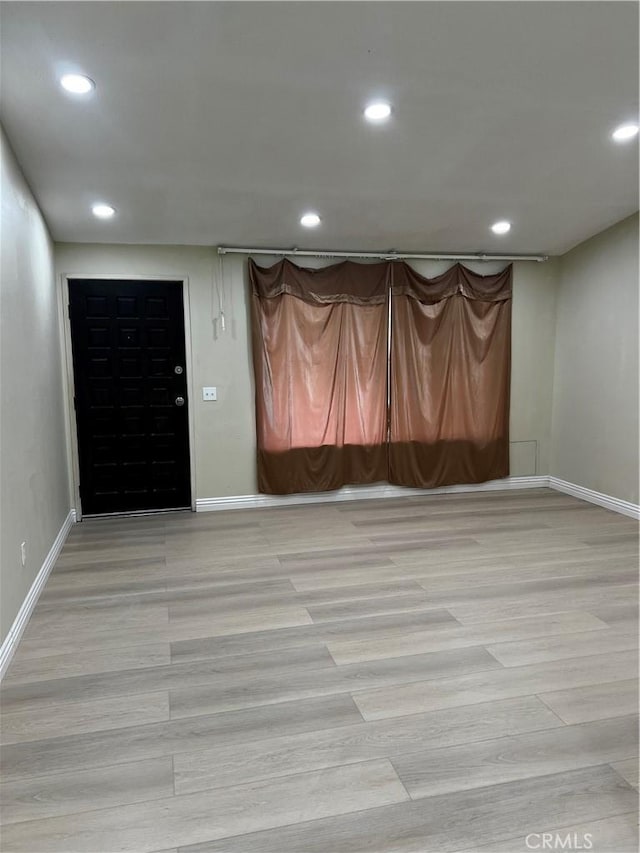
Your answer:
[202,387,217,401]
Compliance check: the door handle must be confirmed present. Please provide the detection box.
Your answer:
[175,396,185,407]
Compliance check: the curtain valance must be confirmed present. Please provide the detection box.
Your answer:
[250,258,512,305]
[392,261,512,303]
[249,258,390,305]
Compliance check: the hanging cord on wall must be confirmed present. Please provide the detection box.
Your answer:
[211,252,227,338]
[218,252,226,333]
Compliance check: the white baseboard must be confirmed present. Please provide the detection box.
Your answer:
[0,509,76,680]
[196,476,550,513]
[549,477,640,520]
[197,476,640,520]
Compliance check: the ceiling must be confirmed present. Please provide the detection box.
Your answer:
[1,1,638,255]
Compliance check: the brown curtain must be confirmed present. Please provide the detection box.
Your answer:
[389,262,512,488]
[249,258,390,494]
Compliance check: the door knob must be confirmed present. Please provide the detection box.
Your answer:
[175,396,185,407]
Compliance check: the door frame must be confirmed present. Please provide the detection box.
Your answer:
[59,274,197,520]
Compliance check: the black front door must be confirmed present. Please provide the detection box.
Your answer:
[68,279,191,515]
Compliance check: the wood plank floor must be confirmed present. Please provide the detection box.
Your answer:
[0,488,638,852]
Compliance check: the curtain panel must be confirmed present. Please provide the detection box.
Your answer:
[390,262,512,488]
[249,258,390,495]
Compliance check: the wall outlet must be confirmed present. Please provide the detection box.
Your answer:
[202,387,217,401]
[20,541,26,567]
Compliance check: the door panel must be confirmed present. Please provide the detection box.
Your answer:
[68,279,191,514]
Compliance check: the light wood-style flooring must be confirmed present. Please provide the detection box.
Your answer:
[1,488,638,852]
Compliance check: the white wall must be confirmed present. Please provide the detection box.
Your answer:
[0,128,71,644]
[55,244,559,503]
[551,213,639,503]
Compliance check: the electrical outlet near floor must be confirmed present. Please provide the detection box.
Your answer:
[20,541,26,567]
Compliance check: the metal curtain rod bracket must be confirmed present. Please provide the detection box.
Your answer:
[217,246,549,263]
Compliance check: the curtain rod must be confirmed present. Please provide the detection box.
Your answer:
[217,246,549,262]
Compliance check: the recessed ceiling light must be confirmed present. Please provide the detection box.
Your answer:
[92,203,116,219]
[300,212,321,228]
[364,102,392,122]
[491,220,511,235]
[612,123,639,142]
[60,73,95,95]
